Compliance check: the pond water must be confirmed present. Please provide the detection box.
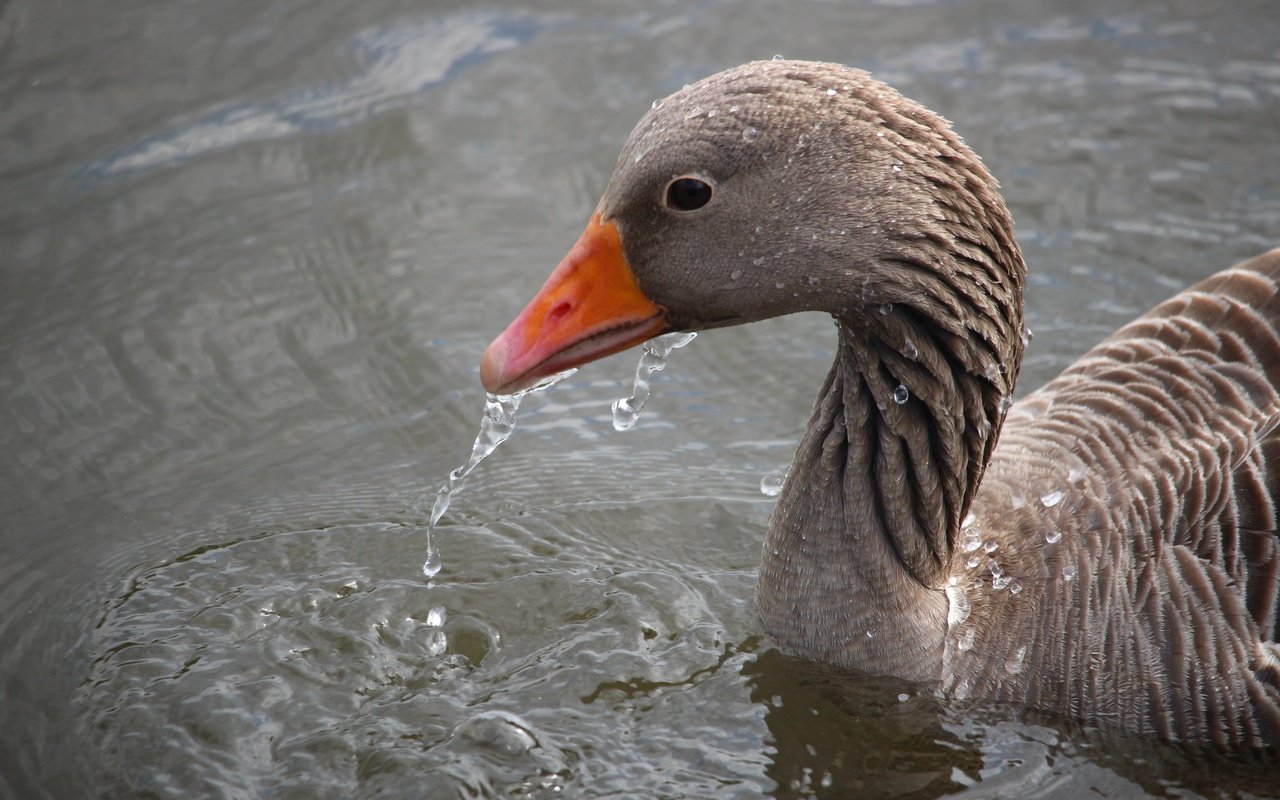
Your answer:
[3,0,1280,797]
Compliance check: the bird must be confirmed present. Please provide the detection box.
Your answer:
[478,59,1280,750]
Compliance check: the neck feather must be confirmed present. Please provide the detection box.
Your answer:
[758,233,1024,677]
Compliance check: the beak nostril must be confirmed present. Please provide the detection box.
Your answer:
[548,301,573,322]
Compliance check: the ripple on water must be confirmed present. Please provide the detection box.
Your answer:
[75,510,766,797]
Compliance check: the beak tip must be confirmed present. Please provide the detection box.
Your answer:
[479,337,507,394]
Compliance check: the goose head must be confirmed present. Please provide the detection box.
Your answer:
[481,60,1025,411]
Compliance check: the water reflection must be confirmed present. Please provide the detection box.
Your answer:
[744,650,972,799]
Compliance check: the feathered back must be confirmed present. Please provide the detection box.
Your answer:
[953,249,1280,748]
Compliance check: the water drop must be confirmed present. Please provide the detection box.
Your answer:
[946,583,971,627]
[983,540,999,554]
[892,384,909,405]
[612,332,697,431]
[729,104,741,113]
[730,269,743,280]
[957,628,976,651]
[742,126,761,142]
[966,554,981,569]
[1020,324,1034,346]
[865,628,877,639]
[892,164,902,173]
[1045,529,1062,544]
[825,88,836,97]
[760,470,787,497]
[999,395,1014,414]
[426,606,446,628]
[772,53,785,61]
[1040,490,1064,508]
[1009,580,1022,595]
[1067,463,1087,483]
[961,512,976,529]
[752,256,766,266]
[1062,563,1077,581]
[685,105,705,119]
[422,546,442,578]
[878,303,893,315]
[1009,491,1027,509]
[1005,645,1027,675]
[962,533,981,553]
[897,693,910,703]
[904,339,919,360]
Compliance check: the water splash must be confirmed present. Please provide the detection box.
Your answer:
[421,368,578,578]
[425,605,447,656]
[612,332,697,431]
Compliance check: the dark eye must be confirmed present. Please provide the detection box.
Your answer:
[665,177,713,211]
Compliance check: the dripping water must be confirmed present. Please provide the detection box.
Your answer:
[612,332,697,431]
[420,369,578,578]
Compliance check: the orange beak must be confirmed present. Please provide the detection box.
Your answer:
[480,214,669,395]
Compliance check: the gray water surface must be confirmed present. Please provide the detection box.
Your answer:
[3,1,1280,797]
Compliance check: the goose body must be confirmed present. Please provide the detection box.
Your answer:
[480,60,1280,749]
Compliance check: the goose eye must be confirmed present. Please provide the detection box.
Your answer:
[665,177,713,211]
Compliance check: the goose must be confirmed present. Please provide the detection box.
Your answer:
[478,59,1280,750]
